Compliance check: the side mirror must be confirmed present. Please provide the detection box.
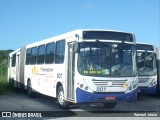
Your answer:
[73,42,79,53]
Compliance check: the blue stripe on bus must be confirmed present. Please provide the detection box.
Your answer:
[76,88,138,103]
[139,85,157,95]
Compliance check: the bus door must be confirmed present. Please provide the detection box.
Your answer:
[67,42,75,101]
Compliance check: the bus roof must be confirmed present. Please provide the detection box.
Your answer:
[9,48,21,57]
[136,42,155,51]
[20,29,135,48]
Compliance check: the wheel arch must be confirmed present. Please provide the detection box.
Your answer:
[26,78,31,89]
[56,82,63,98]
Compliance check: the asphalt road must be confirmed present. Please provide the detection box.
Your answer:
[0,90,160,119]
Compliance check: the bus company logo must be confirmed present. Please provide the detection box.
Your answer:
[40,67,54,73]
[2,112,11,117]
[108,82,112,86]
[32,66,38,75]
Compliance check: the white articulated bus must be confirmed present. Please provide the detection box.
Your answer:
[136,43,157,94]
[8,29,138,109]
[8,48,26,89]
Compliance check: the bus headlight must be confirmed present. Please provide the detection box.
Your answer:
[80,84,84,88]
[85,86,89,90]
[148,79,157,87]
[79,84,89,91]
[129,87,132,91]
[133,84,137,89]
[154,81,157,85]
[126,82,137,93]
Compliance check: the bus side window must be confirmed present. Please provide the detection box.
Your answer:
[12,54,16,67]
[45,42,55,64]
[37,44,45,64]
[30,47,37,65]
[55,40,65,64]
[26,48,31,65]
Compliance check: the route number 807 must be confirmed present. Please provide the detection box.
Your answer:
[97,87,107,92]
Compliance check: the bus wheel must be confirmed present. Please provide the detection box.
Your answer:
[103,102,117,108]
[27,80,34,98]
[137,93,142,99]
[57,86,70,109]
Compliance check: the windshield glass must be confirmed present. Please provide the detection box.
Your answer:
[137,51,157,76]
[78,42,136,77]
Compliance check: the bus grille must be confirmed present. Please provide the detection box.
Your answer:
[138,78,149,83]
[92,79,127,87]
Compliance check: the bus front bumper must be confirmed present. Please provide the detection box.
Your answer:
[138,85,157,95]
[76,88,138,103]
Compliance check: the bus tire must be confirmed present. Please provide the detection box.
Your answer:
[103,102,117,108]
[27,80,35,98]
[137,92,142,99]
[57,86,70,109]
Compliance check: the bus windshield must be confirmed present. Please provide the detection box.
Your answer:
[137,51,157,76]
[78,42,136,77]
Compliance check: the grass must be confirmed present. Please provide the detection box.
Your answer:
[0,75,14,94]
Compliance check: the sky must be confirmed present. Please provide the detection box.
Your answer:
[0,0,159,50]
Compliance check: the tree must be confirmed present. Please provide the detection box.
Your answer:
[0,50,13,75]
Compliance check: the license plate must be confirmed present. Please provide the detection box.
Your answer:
[105,96,116,101]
